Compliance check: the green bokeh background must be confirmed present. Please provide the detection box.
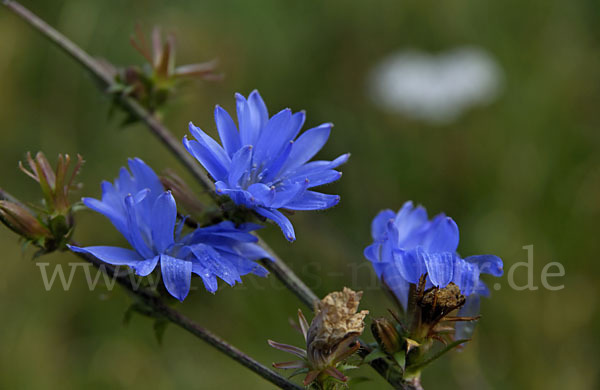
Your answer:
[1,1,599,389]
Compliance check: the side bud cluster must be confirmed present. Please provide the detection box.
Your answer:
[0,152,83,254]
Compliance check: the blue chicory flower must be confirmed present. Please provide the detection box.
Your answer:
[364,201,503,314]
[69,158,271,301]
[183,90,349,242]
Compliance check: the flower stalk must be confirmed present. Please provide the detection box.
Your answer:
[2,2,410,388]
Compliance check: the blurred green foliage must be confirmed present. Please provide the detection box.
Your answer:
[0,0,599,389]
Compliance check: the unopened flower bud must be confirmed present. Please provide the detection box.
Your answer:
[0,200,51,241]
[372,317,402,354]
[19,151,83,216]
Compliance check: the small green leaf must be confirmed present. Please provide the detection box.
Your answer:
[393,350,406,370]
[362,348,388,364]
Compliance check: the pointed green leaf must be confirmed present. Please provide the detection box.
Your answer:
[362,348,388,364]
[393,350,406,370]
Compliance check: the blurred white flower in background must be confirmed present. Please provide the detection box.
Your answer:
[368,46,503,124]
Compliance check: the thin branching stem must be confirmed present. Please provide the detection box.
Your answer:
[2,1,407,388]
[3,0,317,309]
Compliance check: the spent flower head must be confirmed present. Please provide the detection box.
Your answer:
[269,287,368,388]
[184,90,349,241]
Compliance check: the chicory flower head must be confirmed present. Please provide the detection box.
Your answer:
[69,158,271,301]
[364,201,503,311]
[183,90,349,242]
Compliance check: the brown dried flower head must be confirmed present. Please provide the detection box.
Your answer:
[309,287,369,349]
[269,287,369,386]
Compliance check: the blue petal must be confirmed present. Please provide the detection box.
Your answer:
[283,153,349,178]
[262,140,294,184]
[188,123,231,170]
[282,123,332,172]
[253,108,292,165]
[151,191,176,253]
[364,242,381,263]
[327,153,350,169]
[215,182,254,207]
[255,207,295,241]
[289,111,306,139]
[465,255,503,277]
[234,242,273,261]
[371,209,395,241]
[304,169,342,188]
[193,228,259,244]
[236,92,266,146]
[199,274,218,293]
[127,158,164,198]
[380,238,395,264]
[214,105,241,156]
[227,145,254,186]
[83,197,127,236]
[68,245,143,266]
[422,216,459,253]
[380,263,410,310]
[394,201,429,247]
[218,251,269,277]
[116,166,135,194]
[270,181,309,209]
[132,255,160,276]
[160,254,192,301]
[183,136,229,181]
[452,259,479,296]
[247,183,276,207]
[123,195,155,258]
[474,280,491,297]
[418,248,455,287]
[190,244,240,286]
[283,190,339,211]
[392,249,426,284]
[371,261,387,280]
[247,90,269,132]
[386,219,400,248]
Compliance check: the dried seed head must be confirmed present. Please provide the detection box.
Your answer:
[420,283,465,312]
[309,287,369,348]
[270,288,368,387]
